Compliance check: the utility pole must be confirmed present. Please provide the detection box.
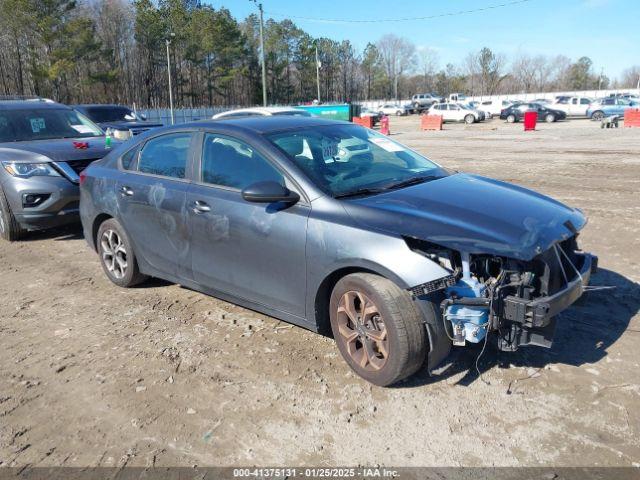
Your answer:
[251,0,267,106]
[165,33,175,125]
[315,45,321,103]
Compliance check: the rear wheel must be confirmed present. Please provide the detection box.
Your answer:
[545,113,556,123]
[329,273,429,386]
[0,187,25,242]
[506,114,516,123]
[464,114,475,124]
[97,218,147,288]
[591,110,604,121]
[396,110,403,116]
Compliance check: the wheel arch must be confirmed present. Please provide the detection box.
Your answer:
[91,213,114,251]
[313,262,411,338]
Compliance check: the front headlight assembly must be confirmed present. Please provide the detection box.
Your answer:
[2,161,61,178]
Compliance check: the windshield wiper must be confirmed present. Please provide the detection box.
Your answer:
[334,187,387,199]
[381,175,441,191]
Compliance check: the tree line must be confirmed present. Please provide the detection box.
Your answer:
[1,0,638,108]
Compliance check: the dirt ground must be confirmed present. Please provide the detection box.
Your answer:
[1,116,639,469]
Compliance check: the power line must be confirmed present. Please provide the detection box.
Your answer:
[264,0,533,24]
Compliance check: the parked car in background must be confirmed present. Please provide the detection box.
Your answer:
[532,98,552,105]
[477,99,514,117]
[466,101,492,119]
[74,104,163,139]
[411,93,442,112]
[80,116,595,387]
[500,102,566,123]
[448,93,467,103]
[0,100,114,241]
[359,108,380,124]
[586,97,639,120]
[552,96,593,117]
[212,107,312,119]
[377,103,409,116]
[428,102,484,124]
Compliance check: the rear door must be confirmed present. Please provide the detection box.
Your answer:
[115,130,197,280]
[186,132,310,317]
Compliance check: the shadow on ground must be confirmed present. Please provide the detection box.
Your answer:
[401,268,639,388]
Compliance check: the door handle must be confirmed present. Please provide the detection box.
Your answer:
[191,200,211,214]
[120,186,134,196]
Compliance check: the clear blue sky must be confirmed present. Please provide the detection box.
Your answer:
[206,0,639,80]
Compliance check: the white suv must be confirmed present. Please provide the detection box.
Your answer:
[428,102,483,124]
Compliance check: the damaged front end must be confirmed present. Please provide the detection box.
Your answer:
[406,235,597,352]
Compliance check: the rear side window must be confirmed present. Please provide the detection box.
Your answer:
[138,133,192,179]
[580,98,591,105]
[201,133,283,190]
[121,146,139,170]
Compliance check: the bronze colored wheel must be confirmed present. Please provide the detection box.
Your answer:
[329,273,429,386]
[336,291,389,371]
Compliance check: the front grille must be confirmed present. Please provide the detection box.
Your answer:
[65,159,95,175]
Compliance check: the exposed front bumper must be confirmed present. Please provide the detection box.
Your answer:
[499,252,596,350]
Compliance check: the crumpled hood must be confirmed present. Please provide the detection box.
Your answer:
[343,173,586,261]
[0,137,115,162]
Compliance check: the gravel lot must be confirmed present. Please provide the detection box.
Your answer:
[1,116,639,468]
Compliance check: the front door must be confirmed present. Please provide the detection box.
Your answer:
[116,131,196,279]
[187,132,310,317]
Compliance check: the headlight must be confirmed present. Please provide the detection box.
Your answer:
[2,161,61,178]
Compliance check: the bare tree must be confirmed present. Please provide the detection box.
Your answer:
[376,34,416,100]
[417,46,438,92]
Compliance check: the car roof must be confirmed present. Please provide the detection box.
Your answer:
[74,104,131,109]
[174,116,351,134]
[215,106,306,116]
[0,101,70,111]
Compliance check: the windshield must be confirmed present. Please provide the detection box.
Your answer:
[267,124,447,198]
[0,108,103,142]
[83,106,137,123]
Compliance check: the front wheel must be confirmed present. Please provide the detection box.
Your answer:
[464,114,475,124]
[396,110,403,116]
[506,114,516,123]
[97,218,148,288]
[0,187,25,242]
[591,111,604,121]
[329,273,429,386]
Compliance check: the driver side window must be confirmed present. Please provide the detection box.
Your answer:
[201,133,284,190]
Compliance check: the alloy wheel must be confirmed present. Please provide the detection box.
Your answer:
[101,229,128,279]
[336,290,389,371]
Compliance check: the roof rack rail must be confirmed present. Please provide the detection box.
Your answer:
[0,95,56,103]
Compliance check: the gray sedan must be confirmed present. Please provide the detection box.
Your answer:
[80,117,595,386]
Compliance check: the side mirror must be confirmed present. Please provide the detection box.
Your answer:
[139,113,147,121]
[241,181,300,204]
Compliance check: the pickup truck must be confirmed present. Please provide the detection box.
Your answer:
[551,96,593,117]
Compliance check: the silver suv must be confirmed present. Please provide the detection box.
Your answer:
[411,93,443,112]
[0,100,112,241]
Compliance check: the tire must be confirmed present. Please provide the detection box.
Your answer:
[413,102,420,111]
[506,114,516,123]
[0,187,26,242]
[591,111,604,121]
[96,218,147,288]
[329,272,429,386]
[396,110,402,116]
[464,114,475,124]
[545,113,555,123]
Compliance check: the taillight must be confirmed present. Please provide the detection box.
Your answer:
[79,171,87,185]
